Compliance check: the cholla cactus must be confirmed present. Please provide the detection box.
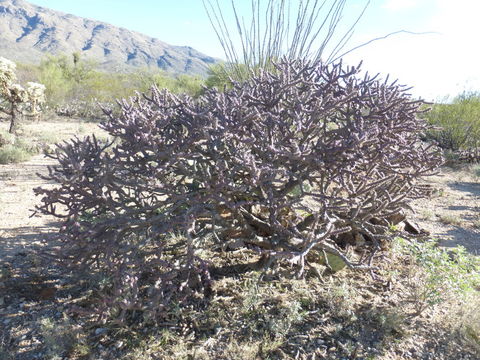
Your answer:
[0,57,46,133]
[0,57,17,90]
[26,82,46,118]
[7,83,27,103]
[35,58,442,323]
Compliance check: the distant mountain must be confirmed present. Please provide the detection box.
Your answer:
[0,0,218,76]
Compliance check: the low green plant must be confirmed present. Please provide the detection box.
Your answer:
[0,143,31,164]
[394,238,480,312]
[0,128,46,163]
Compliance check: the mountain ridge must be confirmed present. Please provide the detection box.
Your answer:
[0,0,217,75]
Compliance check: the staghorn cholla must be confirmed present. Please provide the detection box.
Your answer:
[35,59,442,323]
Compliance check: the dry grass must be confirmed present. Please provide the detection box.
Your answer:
[1,230,478,360]
[38,317,90,359]
[419,209,435,221]
[62,239,476,360]
[459,297,480,353]
[439,213,463,226]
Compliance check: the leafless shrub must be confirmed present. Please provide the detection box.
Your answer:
[35,58,442,323]
[203,0,370,81]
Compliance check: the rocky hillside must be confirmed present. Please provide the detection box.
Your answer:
[0,0,217,75]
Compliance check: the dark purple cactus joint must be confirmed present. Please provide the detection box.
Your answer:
[34,59,442,323]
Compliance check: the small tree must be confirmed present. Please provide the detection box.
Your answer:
[0,57,46,133]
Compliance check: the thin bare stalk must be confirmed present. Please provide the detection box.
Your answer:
[203,0,369,80]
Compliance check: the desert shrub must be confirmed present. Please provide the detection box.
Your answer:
[394,238,480,313]
[169,74,204,97]
[39,54,75,106]
[38,55,205,120]
[0,126,60,164]
[0,130,43,164]
[424,92,480,151]
[205,62,266,91]
[35,58,442,324]
[205,63,233,90]
[0,144,31,164]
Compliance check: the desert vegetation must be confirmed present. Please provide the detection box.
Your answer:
[0,54,203,164]
[1,0,480,359]
[34,57,443,323]
[424,92,480,163]
[0,57,46,134]
[15,53,205,121]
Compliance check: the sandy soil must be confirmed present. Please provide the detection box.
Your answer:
[0,154,59,262]
[1,119,107,262]
[410,166,480,255]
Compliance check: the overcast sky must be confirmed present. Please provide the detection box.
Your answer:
[26,0,480,101]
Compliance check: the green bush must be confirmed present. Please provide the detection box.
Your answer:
[394,237,480,309]
[424,92,480,151]
[204,63,232,90]
[205,63,257,90]
[35,54,206,117]
[0,143,32,164]
[0,129,45,164]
